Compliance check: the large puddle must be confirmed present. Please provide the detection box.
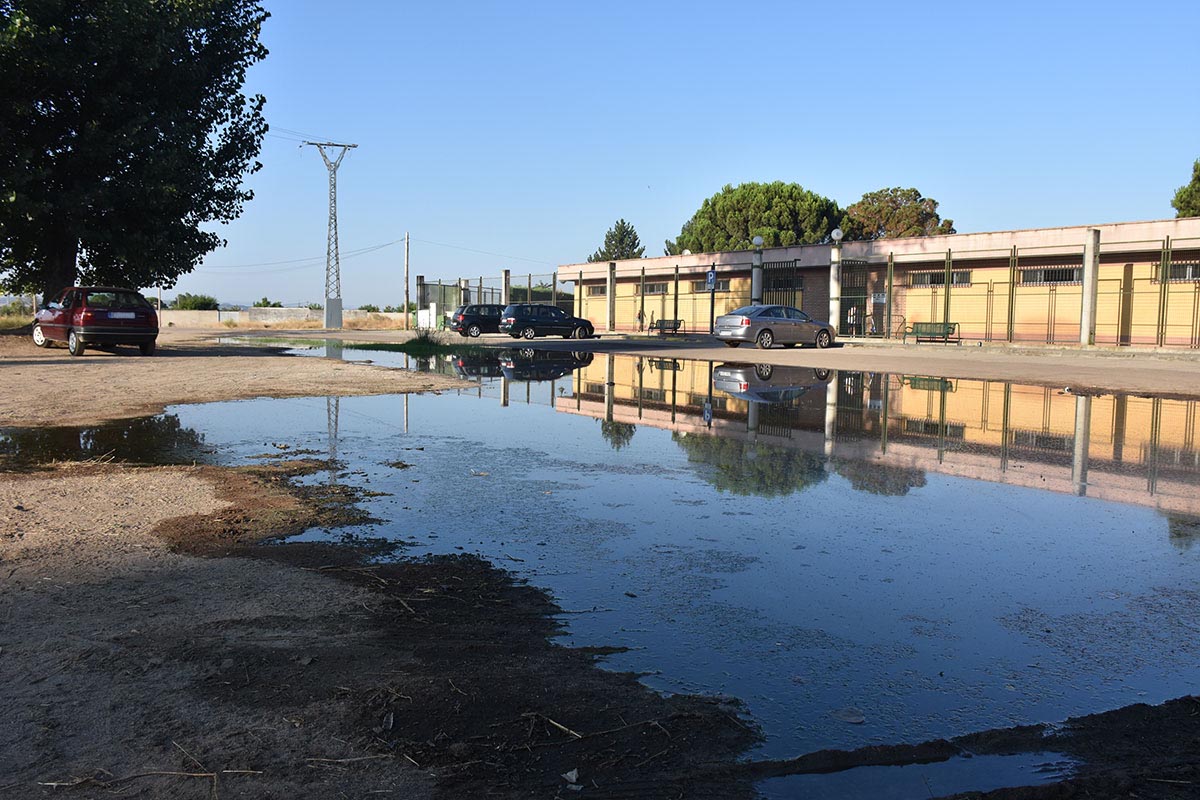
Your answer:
[7,343,1200,797]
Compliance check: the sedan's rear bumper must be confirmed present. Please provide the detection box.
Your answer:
[77,326,158,344]
[714,326,754,342]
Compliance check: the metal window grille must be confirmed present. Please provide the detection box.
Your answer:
[909,270,972,287]
[1019,266,1081,285]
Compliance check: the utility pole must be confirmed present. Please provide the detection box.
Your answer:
[304,141,357,329]
[404,231,411,330]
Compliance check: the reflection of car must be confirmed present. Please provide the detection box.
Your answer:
[33,286,159,356]
[713,305,834,349]
[713,363,832,403]
[499,303,594,340]
[498,348,594,381]
[449,304,504,337]
[451,352,505,379]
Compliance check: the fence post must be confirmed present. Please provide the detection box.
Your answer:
[673,265,680,328]
[942,250,952,328]
[551,271,557,306]
[885,252,894,338]
[1007,246,1018,342]
[640,266,646,332]
[527,273,532,304]
[1157,236,1172,346]
[502,269,511,305]
[578,270,583,318]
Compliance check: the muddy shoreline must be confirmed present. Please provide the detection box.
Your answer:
[3,330,1199,798]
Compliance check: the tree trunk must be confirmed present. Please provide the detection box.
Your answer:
[40,233,79,304]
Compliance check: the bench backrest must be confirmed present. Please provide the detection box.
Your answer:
[913,322,956,333]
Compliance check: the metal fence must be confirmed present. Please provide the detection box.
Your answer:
[416,272,576,328]
[841,235,1200,347]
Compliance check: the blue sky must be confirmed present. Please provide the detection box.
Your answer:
[179,0,1200,308]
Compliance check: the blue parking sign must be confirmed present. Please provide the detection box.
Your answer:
[705,270,716,290]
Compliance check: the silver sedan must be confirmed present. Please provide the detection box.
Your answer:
[713,305,836,349]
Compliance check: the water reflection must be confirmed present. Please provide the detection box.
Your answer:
[673,432,827,497]
[0,414,211,466]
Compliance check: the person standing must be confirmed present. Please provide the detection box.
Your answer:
[636,308,644,332]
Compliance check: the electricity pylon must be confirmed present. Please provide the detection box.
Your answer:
[305,141,357,329]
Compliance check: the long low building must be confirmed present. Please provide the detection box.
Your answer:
[560,217,1200,347]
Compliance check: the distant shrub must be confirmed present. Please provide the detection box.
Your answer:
[359,304,380,313]
[253,297,283,308]
[222,319,238,328]
[173,293,219,310]
[307,303,323,311]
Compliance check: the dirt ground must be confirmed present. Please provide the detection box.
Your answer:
[3,327,1200,798]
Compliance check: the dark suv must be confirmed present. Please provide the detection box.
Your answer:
[448,304,504,337]
[499,303,594,340]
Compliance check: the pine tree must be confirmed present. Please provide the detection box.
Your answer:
[587,219,645,262]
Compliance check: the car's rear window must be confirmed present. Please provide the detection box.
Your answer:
[728,306,758,316]
[85,291,149,308]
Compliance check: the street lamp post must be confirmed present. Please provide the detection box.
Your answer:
[750,235,765,305]
[829,227,844,335]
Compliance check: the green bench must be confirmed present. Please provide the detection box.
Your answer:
[650,319,682,334]
[903,321,960,343]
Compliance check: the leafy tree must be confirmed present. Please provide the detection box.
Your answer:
[665,182,842,255]
[832,459,926,496]
[307,302,324,311]
[841,187,955,240]
[0,1,270,299]
[172,292,219,310]
[1173,159,1200,218]
[672,432,826,497]
[358,303,380,312]
[599,420,636,450]
[588,218,645,262]
[253,296,282,308]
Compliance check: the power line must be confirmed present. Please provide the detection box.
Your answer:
[411,237,554,265]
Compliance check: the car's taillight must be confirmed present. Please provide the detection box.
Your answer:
[740,317,751,326]
[81,308,95,321]
[739,382,749,391]
[455,313,464,320]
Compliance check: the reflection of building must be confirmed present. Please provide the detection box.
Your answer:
[562,218,1200,346]
[561,355,1200,515]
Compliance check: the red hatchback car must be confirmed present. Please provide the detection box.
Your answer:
[32,286,159,356]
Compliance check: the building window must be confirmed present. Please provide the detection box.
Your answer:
[584,382,605,395]
[1166,261,1200,281]
[1019,266,1081,285]
[689,393,727,410]
[766,276,804,290]
[586,285,607,296]
[691,279,730,292]
[909,270,972,287]
[640,282,668,295]
[639,387,666,402]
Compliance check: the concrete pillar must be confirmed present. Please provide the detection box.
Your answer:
[824,375,837,458]
[829,244,842,334]
[324,297,342,330]
[1072,395,1092,496]
[605,353,615,422]
[750,247,764,305]
[459,278,470,306]
[502,269,511,305]
[606,262,616,332]
[1080,228,1100,346]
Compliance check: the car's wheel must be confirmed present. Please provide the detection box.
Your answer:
[813,368,832,381]
[754,363,774,380]
[724,341,741,348]
[519,347,535,359]
[571,326,587,339]
[756,329,774,349]
[467,324,481,337]
[67,329,85,356]
[139,341,156,356]
[31,324,48,347]
[815,330,832,349]
[521,327,536,340]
